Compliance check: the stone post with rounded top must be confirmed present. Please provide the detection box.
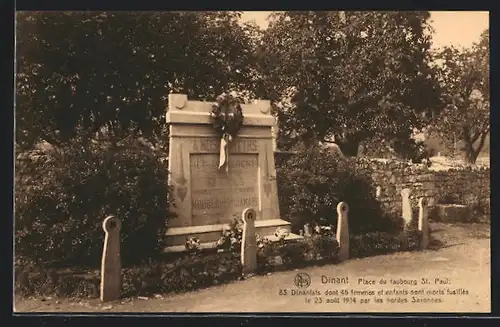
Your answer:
[336,202,349,262]
[418,197,430,250]
[241,208,257,275]
[100,215,122,302]
[401,188,413,228]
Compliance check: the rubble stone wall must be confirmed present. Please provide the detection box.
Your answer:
[354,158,490,218]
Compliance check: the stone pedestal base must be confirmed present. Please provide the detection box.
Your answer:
[432,204,472,223]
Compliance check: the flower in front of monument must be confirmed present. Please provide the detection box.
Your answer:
[216,236,227,250]
[256,235,270,248]
[185,236,201,252]
[221,227,231,238]
[216,217,244,251]
[318,225,336,238]
[274,227,290,241]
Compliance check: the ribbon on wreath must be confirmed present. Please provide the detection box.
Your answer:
[218,133,232,173]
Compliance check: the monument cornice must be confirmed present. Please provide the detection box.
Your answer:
[166,93,275,127]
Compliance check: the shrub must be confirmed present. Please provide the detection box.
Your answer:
[15,251,241,298]
[15,133,176,268]
[350,230,422,258]
[122,251,242,296]
[15,266,101,298]
[471,200,490,219]
[391,139,435,164]
[276,147,401,234]
[398,230,423,251]
[350,232,399,258]
[304,233,339,261]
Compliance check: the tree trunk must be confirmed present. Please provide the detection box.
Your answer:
[460,140,478,164]
[336,137,360,157]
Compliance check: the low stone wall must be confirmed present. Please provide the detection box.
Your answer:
[353,158,490,218]
[274,152,490,220]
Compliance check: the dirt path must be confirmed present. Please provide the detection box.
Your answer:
[14,222,490,313]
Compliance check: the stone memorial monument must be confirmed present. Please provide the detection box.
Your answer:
[164,94,299,252]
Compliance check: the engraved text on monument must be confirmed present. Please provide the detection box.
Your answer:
[190,153,259,225]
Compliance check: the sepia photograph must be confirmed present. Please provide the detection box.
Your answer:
[14,10,490,313]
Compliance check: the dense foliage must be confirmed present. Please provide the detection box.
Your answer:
[17,11,487,161]
[257,11,441,155]
[276,147,403,233]
[16,11,260,150]
[15,133,175,267]
[350,230,422,258]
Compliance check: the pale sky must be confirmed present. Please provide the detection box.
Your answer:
[240,11,489,49]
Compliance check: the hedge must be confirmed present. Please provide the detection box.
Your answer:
[15,134,176,268]
[276,147,403,234]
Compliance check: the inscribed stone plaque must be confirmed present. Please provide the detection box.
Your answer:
[190,153,259,225]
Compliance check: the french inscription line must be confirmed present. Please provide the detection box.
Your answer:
[192,197,259,211]
[191,139,259,153]
[191,187,256,194]
[170,134,273,139]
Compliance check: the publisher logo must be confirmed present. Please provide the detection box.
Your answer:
[294,273,311,288]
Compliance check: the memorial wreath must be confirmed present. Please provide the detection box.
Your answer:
[209,93,244,172]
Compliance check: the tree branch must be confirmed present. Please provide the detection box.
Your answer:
[471,130,481,144]
[481,118,490,134]
[472,118,490,141]
[473,128,489,160]
[484,124,490,134]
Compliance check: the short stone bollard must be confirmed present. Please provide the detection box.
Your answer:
[336,202,349,262]
[100,215,122,302]
[303,223,312,237]
[418,197,429,250]
[241,208,257,275]
[401,188,413,228]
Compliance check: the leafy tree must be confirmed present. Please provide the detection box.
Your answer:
[256,11,441,155]
[16,11,258,150]
[431,29,489,164]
